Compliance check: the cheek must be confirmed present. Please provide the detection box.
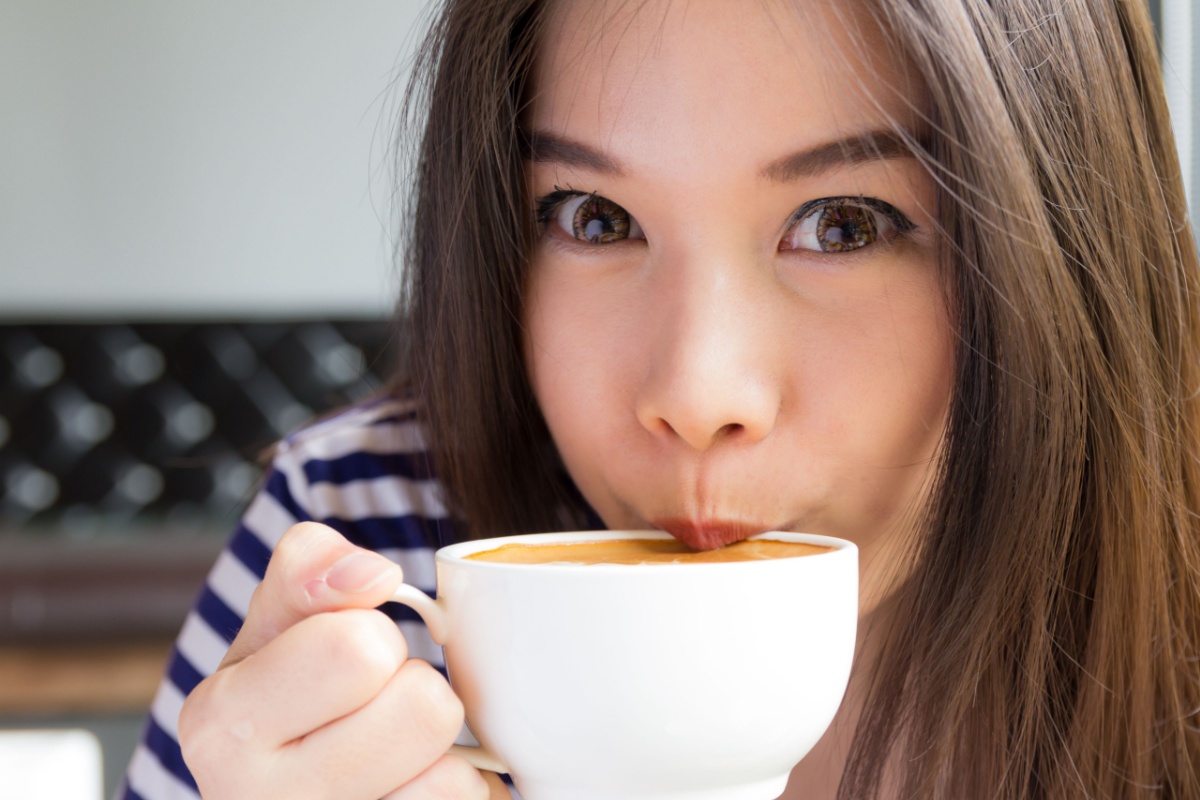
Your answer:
[523,255,654,521]
[832,287,953,521]
[891,299,954,452]
[832,270,952,440]
[523,267,619,448]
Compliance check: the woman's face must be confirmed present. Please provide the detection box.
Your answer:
[524,0,952,604]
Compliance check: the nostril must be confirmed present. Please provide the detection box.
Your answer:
[718,423,744,438]
[636,383,777,451]
[652,416,678,438]
[649,418,747,451]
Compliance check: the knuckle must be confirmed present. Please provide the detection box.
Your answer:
[176,694,205,765]
[178,683,267,799]
[243,581,269,617]
[245,523,331,619]
[273,521,328,563]
[177,674,229,773]
[422,755,491,800]
[320,609,407,678]
[401,660,465,744]
[269,522,332,577]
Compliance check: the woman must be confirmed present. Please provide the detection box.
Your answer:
[123,0,1200,797]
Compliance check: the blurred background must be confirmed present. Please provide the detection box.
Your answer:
[0,1,1196,798]
[0,1,429,796]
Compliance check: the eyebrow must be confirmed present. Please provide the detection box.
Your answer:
[522,128,923,181]
[523,129,625,175]
[760,129,924,182]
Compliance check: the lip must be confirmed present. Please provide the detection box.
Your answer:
[650,517,776,551]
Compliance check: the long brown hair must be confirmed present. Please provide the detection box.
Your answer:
[394,0,1200,796]
[841,1,1200,797]
[394,0,581,537]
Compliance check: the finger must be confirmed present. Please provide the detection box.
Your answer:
[482,770,514,799]
[222,521,406,668]
[292,659,467,799]
[378,754,492,800]
[183,608,409,754]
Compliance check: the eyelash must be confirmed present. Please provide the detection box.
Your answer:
[534,187,917,254]
[533,187,590,228]
[783,196,916,242]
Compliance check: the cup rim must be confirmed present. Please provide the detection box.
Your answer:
[436,530,856,570]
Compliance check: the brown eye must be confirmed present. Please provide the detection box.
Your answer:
[555,193,644,244]
[814,204,877,252]
[781,199,904,253]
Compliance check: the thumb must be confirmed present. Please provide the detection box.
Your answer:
[220,521,406,669]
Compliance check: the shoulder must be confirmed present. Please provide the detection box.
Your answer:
[262,395,454,551]
[276,395,428,470]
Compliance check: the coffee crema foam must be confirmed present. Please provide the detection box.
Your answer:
[465,538,833,565]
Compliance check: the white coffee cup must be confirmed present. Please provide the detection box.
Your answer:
[390,530,858,800]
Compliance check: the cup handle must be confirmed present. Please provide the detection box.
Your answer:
[389,584,450,645]
[448,743,509,774]
[389,585,512,776]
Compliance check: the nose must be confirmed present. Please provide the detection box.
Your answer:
[634,247,782,452]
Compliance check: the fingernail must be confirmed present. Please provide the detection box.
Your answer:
[324,552,396,593]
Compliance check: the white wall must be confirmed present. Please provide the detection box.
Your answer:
[1162,0,1198,227]
[0,1,432,319]
[4,0,1192,321]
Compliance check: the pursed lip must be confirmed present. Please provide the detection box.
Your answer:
[650,517,778,551]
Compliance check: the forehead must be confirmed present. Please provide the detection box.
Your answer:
[530,0,927,172]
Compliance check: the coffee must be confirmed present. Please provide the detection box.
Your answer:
[466,537,833,565]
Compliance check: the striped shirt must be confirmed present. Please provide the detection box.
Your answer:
[117,397,466,799]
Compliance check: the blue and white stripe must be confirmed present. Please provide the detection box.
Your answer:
[118,398,450,799]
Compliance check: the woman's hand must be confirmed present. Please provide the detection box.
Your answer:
[178,522,510,799]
